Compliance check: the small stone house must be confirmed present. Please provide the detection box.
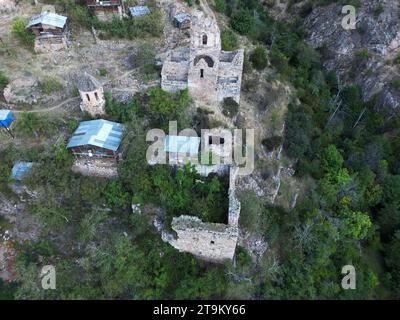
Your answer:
[86,0,123,21]
[77,73,105,117]
[67,119,124,159]
[173,12,191,29]
[26,12,68,53]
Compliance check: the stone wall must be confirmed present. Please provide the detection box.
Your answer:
[166,166,241,262]
[34,35,68,54]
[169,215,238,262]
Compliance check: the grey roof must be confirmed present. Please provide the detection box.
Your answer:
[129,6,150,17]
[0,109,12,120]
[26,12,67,29]
[11,161,34,181]
[67,119,124,152]
[164,135,200,155]
[76,73,102,92]
[174,12,191,23]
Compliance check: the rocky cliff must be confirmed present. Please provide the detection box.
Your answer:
[303,0,400,114]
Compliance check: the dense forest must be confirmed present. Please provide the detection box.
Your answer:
[0,0,399,299]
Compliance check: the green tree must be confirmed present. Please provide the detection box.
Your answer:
[250,46,268,70]
[230,9,254,35]
[11,17,35,47]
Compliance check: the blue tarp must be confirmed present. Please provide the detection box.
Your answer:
[11,161,34,181]
[0,110,14,128]
[164,135,200,155]
[129,6,150,17]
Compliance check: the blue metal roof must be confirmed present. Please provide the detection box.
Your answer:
[67,119,124,152]
[0,110,13,127]
[26,12,67,29]
[11,161,34,181]
[164,135,200,155]
[129,6,150,17]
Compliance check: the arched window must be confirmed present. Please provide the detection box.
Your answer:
[86,93,90,102]
[200,69,204,78]
[95,92,99,101]
[202,34,208,45]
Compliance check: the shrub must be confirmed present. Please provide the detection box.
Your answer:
[11,17,35,47]
[270,47,291,76]
[250,46,268,70]
[0,70,8,92]
[214,0,227,13]
[221,28,239,51]
[373,4,384,17]
[15,112,59,138]
[222,97,239,118]
[262,136,283,152]
[99,68,108,77]
[39,77,63,94]
[230,9,254,35]
[129,43,157,76]
[391,79,400,90]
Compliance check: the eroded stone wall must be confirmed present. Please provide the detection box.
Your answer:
[166,166,241,262]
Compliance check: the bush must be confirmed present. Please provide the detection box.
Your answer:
[15,112,59,138]
[221,28,239,51]
[230,9,254,35]
[39,77,63,94]
[262,136,283,152]
[96,7,163,39]
[222,97,239,118]
[0,70,8,92]
[250,46,268,70]
[99,68,108,77]
[214,0,228,13]
[11,17,35,48]
[270,47,291,76]
[129,43,157,76]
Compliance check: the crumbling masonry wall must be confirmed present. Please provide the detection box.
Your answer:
[167,166,241,262]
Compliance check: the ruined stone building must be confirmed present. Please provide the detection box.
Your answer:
[86,0,123,21]
[161,11,244,104]
[26,12,68,53]
[166,166,240,262]
[77,73,105,117]
[156,130,241,263]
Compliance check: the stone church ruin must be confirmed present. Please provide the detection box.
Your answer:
[161,10,244,104]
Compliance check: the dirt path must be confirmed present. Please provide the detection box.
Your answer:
[10,97,80,114]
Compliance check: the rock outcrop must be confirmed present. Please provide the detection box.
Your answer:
[304,0,400,114]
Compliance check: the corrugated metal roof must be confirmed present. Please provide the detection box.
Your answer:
[0,110,12,120]
[129,6,150,17]
[164,135,200,155]
[26,12,67,29]
[67,119,124,152]
[11,161,34,181]
[174,12,191,23]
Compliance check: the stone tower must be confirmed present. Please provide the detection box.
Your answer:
[77,73,105,117]
[187,14,221,103]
